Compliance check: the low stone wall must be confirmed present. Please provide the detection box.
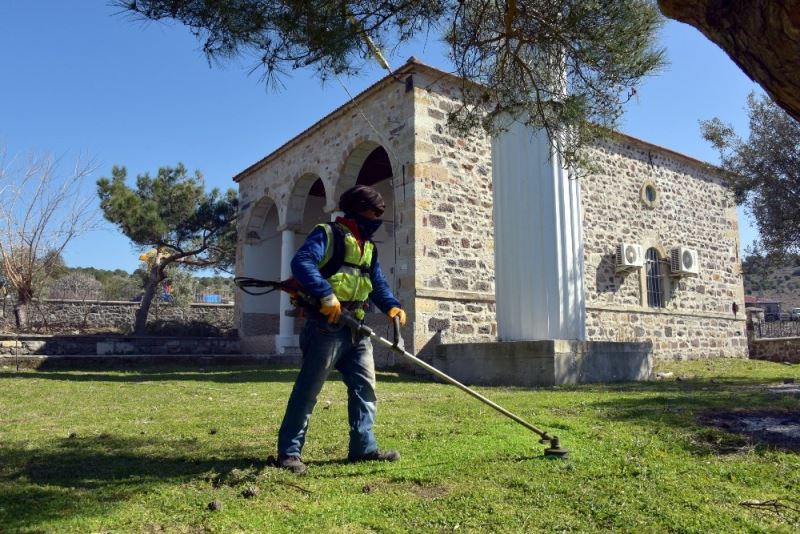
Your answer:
[586,308,748,360]
[239,312,410,367]
[749,337,800,363]
[0,333,239,356]
[433,340,653,386]
[0,299,234,333]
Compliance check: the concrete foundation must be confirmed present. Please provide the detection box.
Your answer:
[433,340,653,387]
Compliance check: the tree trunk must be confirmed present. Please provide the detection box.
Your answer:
[134,264,164,335]
[13,284,33,331]
[13,302,28,331]
[658,0,800,123]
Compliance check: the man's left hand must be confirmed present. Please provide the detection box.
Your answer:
[387,307,406,327]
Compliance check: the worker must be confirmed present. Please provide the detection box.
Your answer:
[277,184,407,475]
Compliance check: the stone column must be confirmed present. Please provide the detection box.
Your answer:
[492,118,586,341]
[276,227,298,353]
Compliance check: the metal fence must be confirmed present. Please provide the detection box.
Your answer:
[752,319,800,339]
[122,291,234,304]
[192,291,234,304]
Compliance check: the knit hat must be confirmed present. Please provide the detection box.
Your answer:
[339,185,385,216]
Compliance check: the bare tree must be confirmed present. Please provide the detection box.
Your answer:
[47,272,104,301]
[0,149,99,330]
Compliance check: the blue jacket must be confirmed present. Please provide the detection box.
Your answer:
[291,225,401,313]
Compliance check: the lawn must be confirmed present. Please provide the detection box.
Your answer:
[1,358,798,533]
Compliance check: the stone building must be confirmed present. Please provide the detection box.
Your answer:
[234,59,747,362]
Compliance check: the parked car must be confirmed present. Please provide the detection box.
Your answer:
[791,308,800,321]
[779,312,791,321]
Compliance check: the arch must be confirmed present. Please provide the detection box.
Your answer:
[244,195,276,244]
[240,196,282,326]
[334,139,396,201]
[285,171,326,229]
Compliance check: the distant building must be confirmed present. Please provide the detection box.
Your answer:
[745,295,781,317]
[234,59,747,361]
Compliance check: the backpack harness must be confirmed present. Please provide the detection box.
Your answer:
[318,221,378,281]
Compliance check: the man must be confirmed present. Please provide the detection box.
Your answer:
[277,184,407,475]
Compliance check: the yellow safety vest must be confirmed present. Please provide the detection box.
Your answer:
[316,222,375,302]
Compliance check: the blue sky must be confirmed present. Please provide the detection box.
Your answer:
[1,2,761,274]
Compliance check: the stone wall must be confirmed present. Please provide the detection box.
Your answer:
[0,300,234,333]
[238,311,406,367]
[410,70,497,355]
[749,337,800,363]
[580,135,747,359]
[586,309,747,359]
[0,333,239,356]
[403,69,746,360]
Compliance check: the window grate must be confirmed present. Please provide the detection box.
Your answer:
[646,248,666,308]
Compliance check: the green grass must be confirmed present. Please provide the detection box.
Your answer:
[1,358,799,533]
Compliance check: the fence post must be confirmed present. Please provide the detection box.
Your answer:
[745,307,764,362]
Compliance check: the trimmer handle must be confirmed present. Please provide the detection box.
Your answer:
[392,315,401,346]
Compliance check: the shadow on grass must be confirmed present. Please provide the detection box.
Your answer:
[0,365,428,385]
[307,451,557,481]
[579,377,800,454]
[2,431,506,530]
[0,433,268,532]
[553,375,796,394]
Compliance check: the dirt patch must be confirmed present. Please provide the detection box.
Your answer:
[765,383,800,396]
[408,481,449,500]
[698,409,800,452]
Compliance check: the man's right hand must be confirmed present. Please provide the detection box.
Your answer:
[319,294,341,324]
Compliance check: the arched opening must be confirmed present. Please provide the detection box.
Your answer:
[337,141,389,199]
[300,177,329,234]
[356,146,393,187]
[287,173,329,234]
[357,148,395,283]
[337,143,397,296]
[241,197,281,335]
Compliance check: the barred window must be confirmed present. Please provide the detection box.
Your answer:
[645,248,666,308]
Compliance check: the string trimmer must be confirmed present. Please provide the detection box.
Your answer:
[234,277,569,459]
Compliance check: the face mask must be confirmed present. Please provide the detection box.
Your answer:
[353,213,383,238]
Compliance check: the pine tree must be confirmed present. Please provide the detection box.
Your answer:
[97,164,237,334]
[115,0,665,166]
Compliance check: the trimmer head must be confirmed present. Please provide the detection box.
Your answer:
[543,436,569,459]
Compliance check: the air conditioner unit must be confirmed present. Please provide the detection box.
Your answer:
[615,243,643,272]
[670,247,699,276]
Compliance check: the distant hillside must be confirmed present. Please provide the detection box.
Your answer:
[742,254,800,310]
[41,266,234,302]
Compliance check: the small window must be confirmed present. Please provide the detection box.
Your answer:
[645,248,666,308]
[640,180,659,208]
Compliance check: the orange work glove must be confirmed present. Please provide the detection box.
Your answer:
[320,294,341,324]
[387,307,406,327]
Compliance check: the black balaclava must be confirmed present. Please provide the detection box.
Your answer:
[350,213,383,238]
[339,185,385,238]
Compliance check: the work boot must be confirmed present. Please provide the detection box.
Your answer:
[277,455,307,475]
[348,449,400,463]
